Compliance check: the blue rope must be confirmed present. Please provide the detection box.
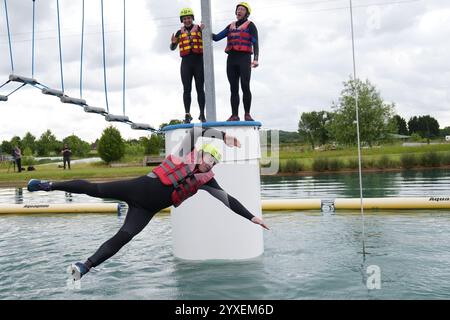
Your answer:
[79,0,84,99]
[100,0,109,112]
[3,0,14,73]
[56,0,64,93]
[32,0,36,78]
[122,0,126,116]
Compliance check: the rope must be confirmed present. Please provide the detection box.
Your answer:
[31,0,36,78]
[100,0,109,112]
[79,0,84,99]
[122,0,126,116]
[3,0,14,73]
[7,83,26,97]
[56,0,64,93]
[349,0,366,260]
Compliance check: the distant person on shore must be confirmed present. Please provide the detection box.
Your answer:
[61,144,72,170]
[13,146,22,173]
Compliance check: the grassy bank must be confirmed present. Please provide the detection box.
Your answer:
[2,142,450,186]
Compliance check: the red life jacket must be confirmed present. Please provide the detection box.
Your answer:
[179,25,203,57]
[225,20,253,54]
[152,150,214,207]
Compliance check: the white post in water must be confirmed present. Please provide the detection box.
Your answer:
[201,0,217,121]
[166,124,264,260]
[164,1,264,261]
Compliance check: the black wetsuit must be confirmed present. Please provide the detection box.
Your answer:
[213,19,259,116]
[51,127,254,270]
[171,26,206,116]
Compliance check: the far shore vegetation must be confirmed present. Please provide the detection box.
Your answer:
[2,78,450,183]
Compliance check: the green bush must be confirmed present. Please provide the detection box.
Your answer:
[328,158,344,171]
[400,154,417,169]
[376,155,396,169]
[280,159,303,173]
[312,158,328,172]
[97,126,125,164]
[347,158,360,169]
[420,152,441,167]
[441,152,450,165]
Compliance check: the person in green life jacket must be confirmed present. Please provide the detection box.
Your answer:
[27,127,269,281]
[170,8,207,124]
[212,2,259,122]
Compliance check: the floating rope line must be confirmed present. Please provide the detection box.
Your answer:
[3,0,14,72]
[349,0,366,260]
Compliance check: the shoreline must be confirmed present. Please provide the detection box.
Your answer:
[1,165,450,188]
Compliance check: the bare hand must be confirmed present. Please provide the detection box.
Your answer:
[200,22,205,30]
[251,216,270,230]
[224,134,241,148]
[171,33,178,44]
[251,60,259,68]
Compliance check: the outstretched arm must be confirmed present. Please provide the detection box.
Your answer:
[200,178,269,230]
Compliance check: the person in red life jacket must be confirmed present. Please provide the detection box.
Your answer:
[212,2,259,122]
[170,8,207,124]
[27,127,269,281]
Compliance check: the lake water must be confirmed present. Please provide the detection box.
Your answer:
[1,169,450,299]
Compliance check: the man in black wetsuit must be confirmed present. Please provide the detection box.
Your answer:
[213,2,259,122]
[28,127,269,281]
[170,8,206,124]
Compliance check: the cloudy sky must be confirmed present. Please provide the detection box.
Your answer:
[0,0,449,143]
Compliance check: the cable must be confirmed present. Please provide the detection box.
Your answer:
[100,0,109,112]
[80,0,85,99]
[56,0,64,93]
[349,0,366,260]
[3,0,14,72]
[122,0,126,116]
[31,0,36,78]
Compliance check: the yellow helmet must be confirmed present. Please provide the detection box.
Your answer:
[236,2,251,15]
[199,144,222,163]
[180,8,194,22]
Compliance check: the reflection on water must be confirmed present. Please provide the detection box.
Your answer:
[261,169,450,199]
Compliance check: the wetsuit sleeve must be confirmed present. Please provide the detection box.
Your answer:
[200,178,255,221]
[212,25,230,41]
[176,127,226,157]
[170,30,181,51]
[249,22,259,61]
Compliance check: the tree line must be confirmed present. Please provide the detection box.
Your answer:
[298,78,447,149]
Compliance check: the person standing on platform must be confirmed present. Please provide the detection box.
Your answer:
[213,2,259,122]
[170,8,207,124]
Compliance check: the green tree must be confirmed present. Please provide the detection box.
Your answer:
[298,111,330,149]
[97,126,125,164]
[408,115,439,143]
[145,134,164,155]
[62,135,91,157]
[36,130,60,156]
[1,140,13,155]
[10,136,22,149]
[328,78,395,147]
[22,132,37,155]
[392,115,408,135]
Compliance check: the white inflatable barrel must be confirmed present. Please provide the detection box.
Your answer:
[162,121,264,260]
